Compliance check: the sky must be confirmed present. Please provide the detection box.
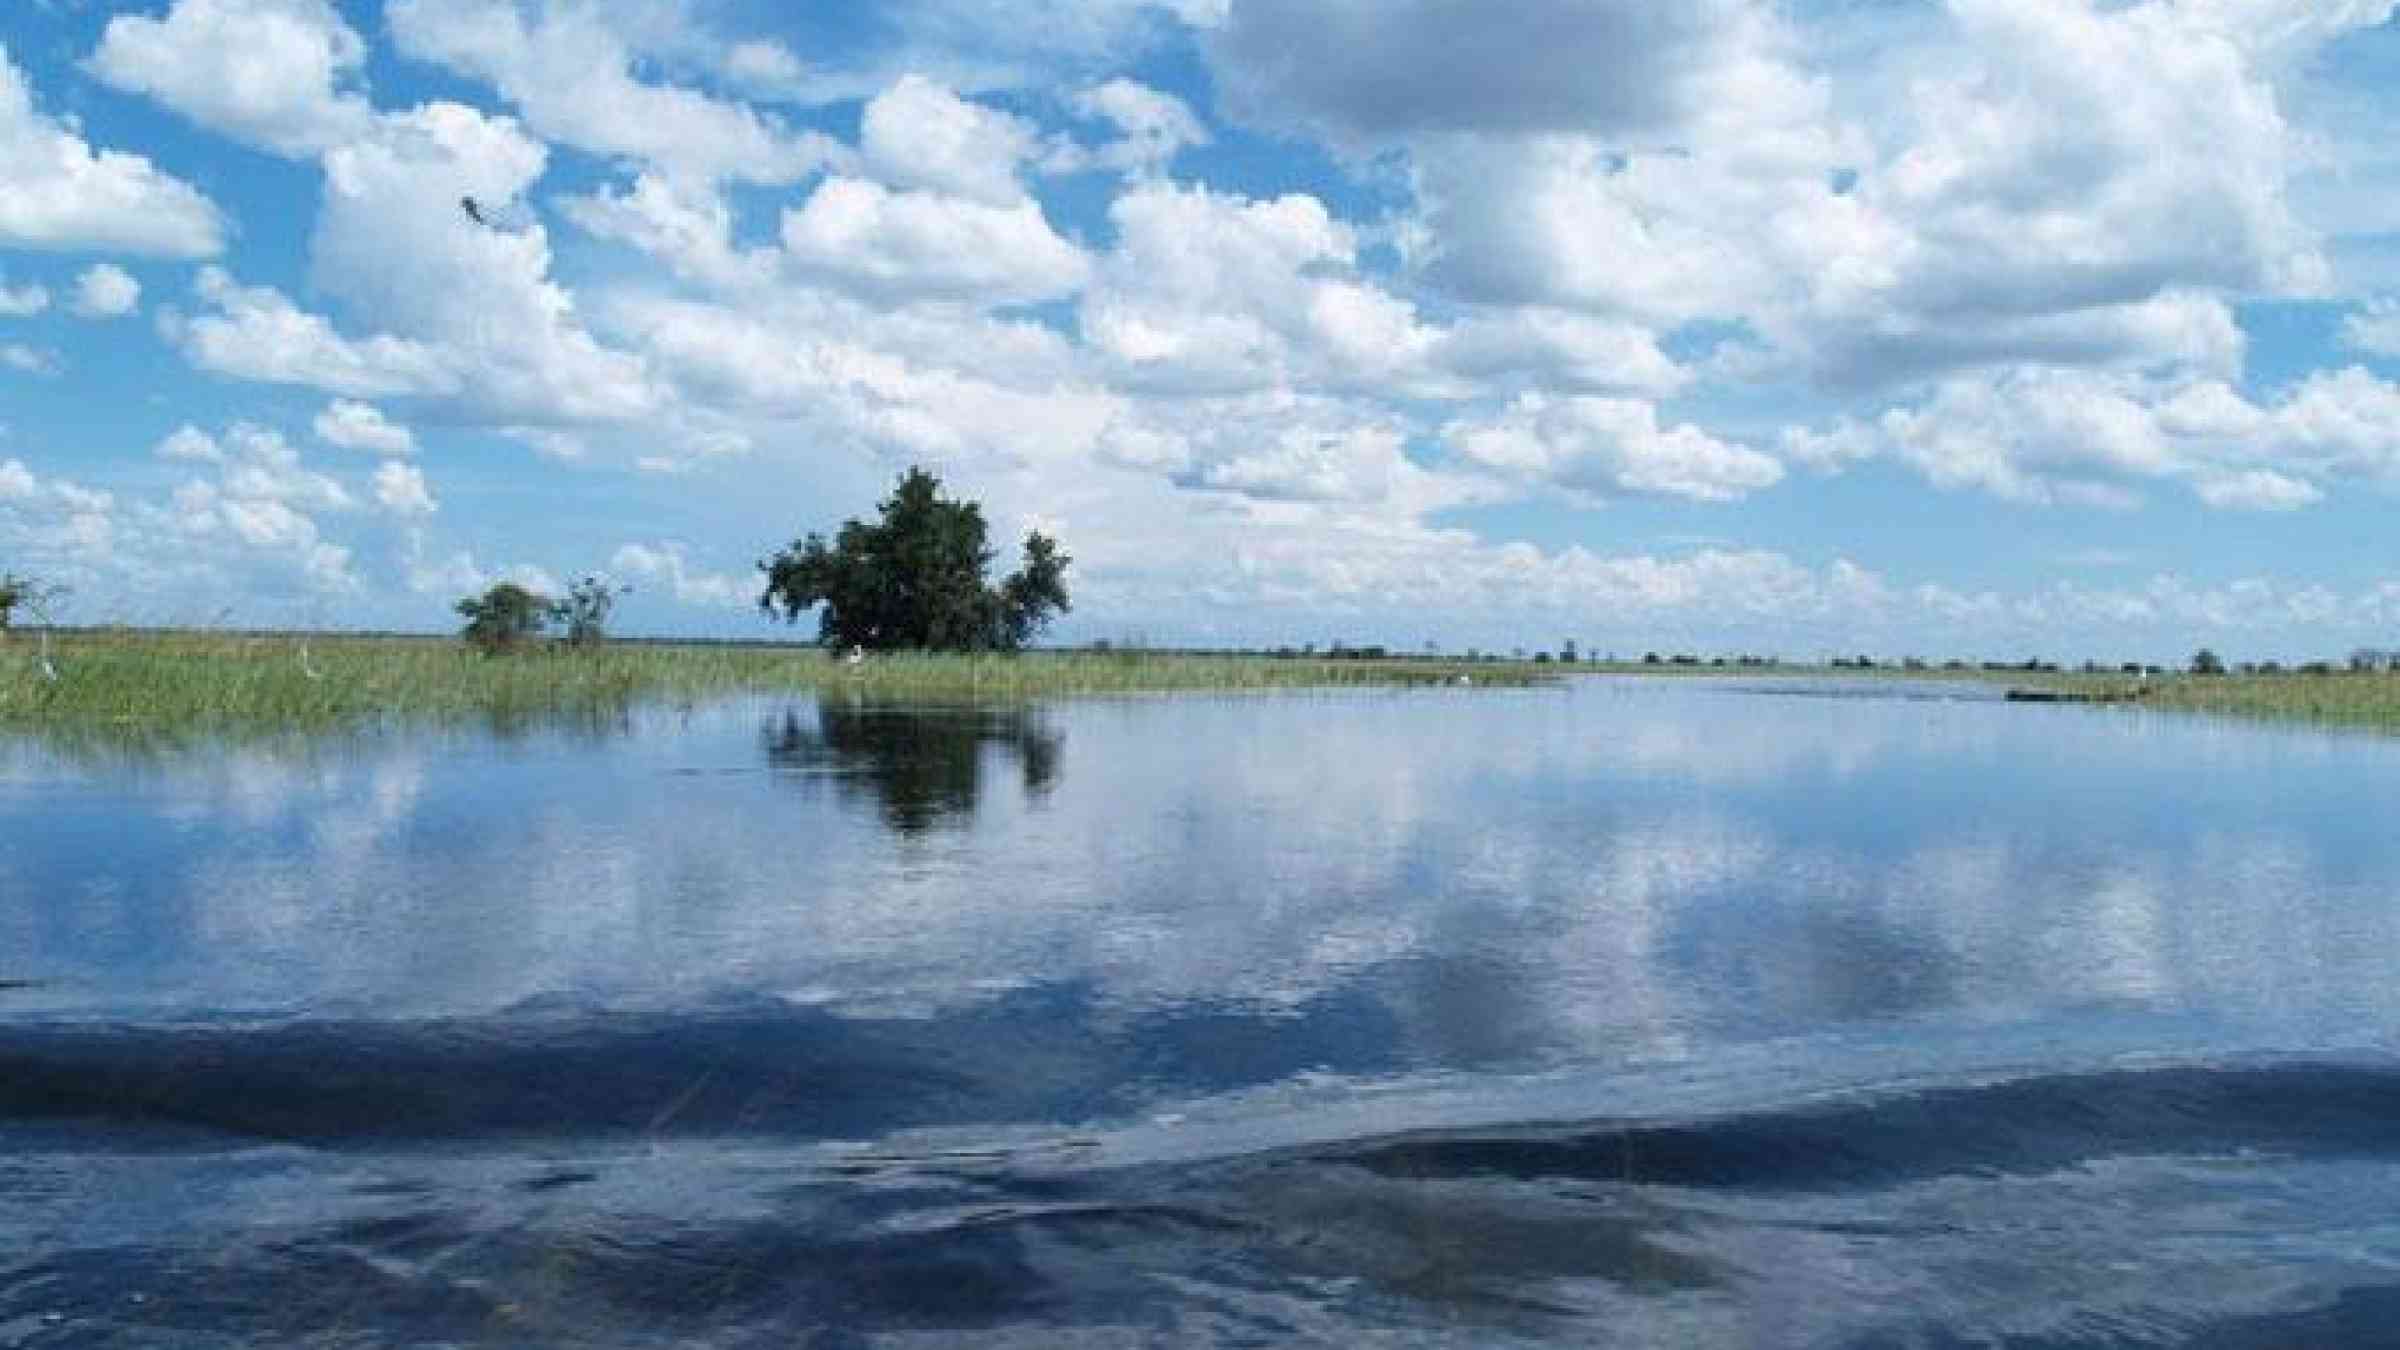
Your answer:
[4,0,2400,661]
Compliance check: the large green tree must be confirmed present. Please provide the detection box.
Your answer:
[758,468,1071,651]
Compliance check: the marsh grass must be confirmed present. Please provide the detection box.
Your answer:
[1556,660,2400,734]
[0,630,1553,749]
[2030,669,2400,732]
[26,630,2387,749]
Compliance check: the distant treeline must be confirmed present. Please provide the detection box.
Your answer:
[1832,656,2166,675]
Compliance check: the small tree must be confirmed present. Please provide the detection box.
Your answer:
[2190,647,2226,676]
[0,572,65,633]
[549,574,630,649]
[758,467,1071,651]
[456,582,551,654]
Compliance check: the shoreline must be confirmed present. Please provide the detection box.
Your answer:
[9,630,2400,748]
[0,630,1557,749]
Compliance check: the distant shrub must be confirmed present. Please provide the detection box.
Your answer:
[456,582,551,654]
[551,574,629,649]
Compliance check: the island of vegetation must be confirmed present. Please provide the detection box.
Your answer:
[7,469,2400,748]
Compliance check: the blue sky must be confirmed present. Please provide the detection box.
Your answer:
[5,0,2400,661]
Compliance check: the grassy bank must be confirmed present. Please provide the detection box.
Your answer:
[0,630,1552,748]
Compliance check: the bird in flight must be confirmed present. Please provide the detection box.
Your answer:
[460,195,488,227]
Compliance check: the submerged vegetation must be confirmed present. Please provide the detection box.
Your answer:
[0,631,1551,749]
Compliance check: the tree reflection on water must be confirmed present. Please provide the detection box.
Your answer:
[761,701,1061,833]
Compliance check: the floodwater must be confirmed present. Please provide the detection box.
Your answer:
[7,678,2400,1346]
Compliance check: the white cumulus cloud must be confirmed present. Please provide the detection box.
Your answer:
[1793,362,2400,509]
[87,0,376,157]
[860,75,1042,206]
[1069,78,1209,175]
[372,461,437,517]
[0,44,225,257]
[609,542,747,607]
[309,102,659,424]
[0,343,61,378]
[2342,296,2400,357]
[1447,394,1785,503]
[722,39,808,96]
[313,400,416,455]
[67,264,140,319]
[778,177,1091,305]
[386,0,841,184]
[1081,181,1442,395]
[0,275,46,317]
[164,267,461,399]
[2194,469,2323,511]
[154,425,225,462]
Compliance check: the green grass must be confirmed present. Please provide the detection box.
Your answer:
[1571,660,2400,735]
[16,631,2393,750]
[2023,668,2400,732]
[1834,663,2400,734]
[0,630,1554,750]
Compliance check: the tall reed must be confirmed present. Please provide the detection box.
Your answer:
[0,631,1551,749]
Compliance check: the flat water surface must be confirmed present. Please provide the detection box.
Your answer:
[7,678,2400,1345]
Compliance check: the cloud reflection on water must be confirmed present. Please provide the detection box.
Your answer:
[6,682,2399,1076]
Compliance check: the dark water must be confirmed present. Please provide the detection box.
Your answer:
[8,679,2400,1346]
